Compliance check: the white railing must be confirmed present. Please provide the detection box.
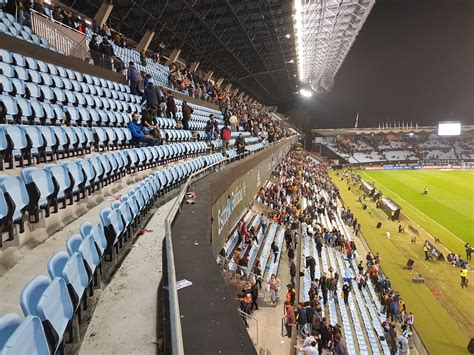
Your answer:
[30,9,88,60]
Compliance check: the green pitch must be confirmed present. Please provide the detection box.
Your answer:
[359,169,474,252]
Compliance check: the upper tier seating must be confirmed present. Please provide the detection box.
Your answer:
[0,11,53,51]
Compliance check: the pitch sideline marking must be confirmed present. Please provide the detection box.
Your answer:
[360,172,467,246]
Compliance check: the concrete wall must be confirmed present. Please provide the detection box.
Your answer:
[210,138,294,256]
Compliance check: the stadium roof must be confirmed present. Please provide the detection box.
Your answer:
[64,0,375,105]
[294,0,375,93]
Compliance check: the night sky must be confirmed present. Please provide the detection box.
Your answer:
[281,0,474,131]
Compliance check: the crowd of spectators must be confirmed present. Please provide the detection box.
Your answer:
[252,151,415,353]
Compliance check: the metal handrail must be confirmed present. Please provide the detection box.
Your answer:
[164,137,296,354]
[237,309,259,344]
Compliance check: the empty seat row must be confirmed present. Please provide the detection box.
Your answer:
[0,95,138,127]
[0,150,229,353]
[0,141,208,242]
[0,81,141,114]
[0,48,133,95]
[0,71,141,104]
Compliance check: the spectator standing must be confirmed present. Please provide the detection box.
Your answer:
[220,125,231,156]
[140,50,147,66]
[268,274,281,305]
[128,113,160,146]
[306,255,316,281]
[235,133,246,154]
[89,34,102,67]
[181,100,193,130]
[461,266,468,288]
[229,113,239,131]
[166,91,178,119]
[342,283,351,304]
[271,241,279,263]
[290,260,297,288]
[284,301,296,338]
[333,335,349,355]
[142,82,161,109]
[99,37,114,70]
[127,62,141,95]
[205,115,218,141]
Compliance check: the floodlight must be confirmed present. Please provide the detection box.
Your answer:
[300,88,313,98]
[294,0,376,92]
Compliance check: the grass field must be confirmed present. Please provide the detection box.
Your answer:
[329,170,474,355]
[360,169,474,254]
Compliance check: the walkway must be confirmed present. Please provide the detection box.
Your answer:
[79,197,176,354]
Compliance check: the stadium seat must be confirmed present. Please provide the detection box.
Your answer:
[44,164,73,207]
[0,315,50,355]
[79,221,107,260]
[25,275,73,353]
[0,175,30,236]
[21,167,58,221]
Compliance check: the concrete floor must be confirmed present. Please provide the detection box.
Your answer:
[79,197,175,355]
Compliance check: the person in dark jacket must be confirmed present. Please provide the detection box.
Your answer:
[290,260,297,288]
[306,255,316,281]
[142,82,161,108]
[235,133,246,154]
[127,62,142,95]
[181,100,193,130]
[128,113,160,146]
[342,283,352,304]
[166,91,178,119]
[89,34,103,67]
[99,37,114,70]
[250,282,259,310]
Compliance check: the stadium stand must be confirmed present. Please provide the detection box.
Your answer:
[0,3,295,351]
[319,131,474,164]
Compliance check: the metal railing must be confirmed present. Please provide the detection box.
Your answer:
[30,9,88,60]
[237,309,259,345]
[163,137,296,354]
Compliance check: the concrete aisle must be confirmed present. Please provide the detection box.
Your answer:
[250,240,293,355]
[79,197,176,355]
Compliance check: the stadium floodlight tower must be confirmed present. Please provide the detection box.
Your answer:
[294,0,376,93]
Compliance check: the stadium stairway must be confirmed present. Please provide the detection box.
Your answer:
[307,206,391,355]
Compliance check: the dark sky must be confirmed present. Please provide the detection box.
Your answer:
[281,0,474,131]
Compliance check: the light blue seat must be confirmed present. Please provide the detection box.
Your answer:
[0,313,22,350]
[51,75,64,89]
[66,235,83,256]
[49,126,68,156]
[21,166,57,219]
[63,127,79,154]
[0,95,19,123]
[62,252,89,311]
[0,62,14,78]
[21,125,45,161]
[44,163,72,205]
[46,63,58,76]
[16,97,33,123]
[80,221,107,258]
[11,77,25,97]
[79,235,100,277]
[76,158,96,192]
[27,70,41,84]
[47,251,69,280]
[61,160,85,199]
[0,74,13,95]
[0,175,29,233]
[52,87,66,105]
[0,315,50,355]
[0,49,13,64]
[25,82,42,100]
